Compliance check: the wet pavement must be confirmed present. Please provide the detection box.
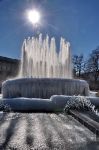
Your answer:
[0,112,98,150]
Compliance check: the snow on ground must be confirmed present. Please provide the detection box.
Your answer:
[0,113,98,150]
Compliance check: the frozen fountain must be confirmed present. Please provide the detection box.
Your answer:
[1,34,99,141]
[2,34,90,98]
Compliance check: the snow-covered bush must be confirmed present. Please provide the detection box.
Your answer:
[0,101,11,112]
[64,96,99,116]
[0,101,12,121]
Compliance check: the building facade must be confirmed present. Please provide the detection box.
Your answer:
[0,56,19,92]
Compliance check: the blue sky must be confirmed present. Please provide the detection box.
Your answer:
[0,0,99,59]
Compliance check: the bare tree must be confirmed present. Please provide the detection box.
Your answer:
[72,54,84,77]
[86,47,99,81]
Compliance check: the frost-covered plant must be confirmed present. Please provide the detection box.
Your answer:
[0,101,11,112]
[64,96,99,116]
[0,101,12,121]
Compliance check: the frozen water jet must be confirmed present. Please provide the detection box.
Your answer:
[19,34,72,78]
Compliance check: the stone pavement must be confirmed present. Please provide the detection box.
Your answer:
[0,112,98,150]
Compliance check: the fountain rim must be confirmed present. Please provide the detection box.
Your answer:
[3,77,88,83]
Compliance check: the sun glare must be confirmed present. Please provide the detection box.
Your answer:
[28,9,40,24]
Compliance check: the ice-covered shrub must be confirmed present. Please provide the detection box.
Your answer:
[0,101,11,112]
[64,96,99,116]
[0,101,20,121]
[0,101,12,121]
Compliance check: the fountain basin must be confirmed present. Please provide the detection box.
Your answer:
[2,78,89,98]
[0,96,99,112]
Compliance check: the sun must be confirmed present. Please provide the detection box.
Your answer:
[28,9,40,24]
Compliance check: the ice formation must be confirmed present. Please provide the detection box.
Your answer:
[19,34,72,78]
[2,78,89,98]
